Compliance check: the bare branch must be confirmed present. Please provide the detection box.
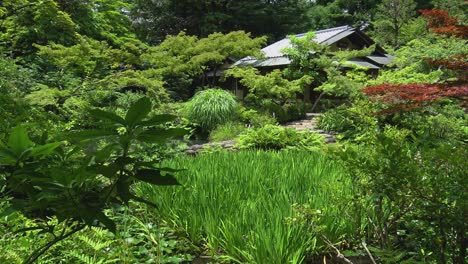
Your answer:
[321,235,354,264]
[362,241,377,264]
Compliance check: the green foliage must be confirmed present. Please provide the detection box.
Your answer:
[432,0,467,22]
[0,0,78,56]
[337,124,467,262]
[381,103,468,147]
[185,88,239,133]
[191,31,267,73]
[308,0,382,28]
[131,0,313,43]
[209,122,245,142]
[239,109,278,128]
[35,37,121,79]
[0,203,194,263]
[399,17,428,45]
[142,31,266,100]
[0,97,187,263]
[1,1,467,262]
[370,34,467,86]
[135,151,358,263]
[68,227,119,264]
[317,100,379,140]
[98,70,169,105]
[0,0,139,57]
[226,67,311,105]
[282,32,375,111]
[372,0,417,47]
[225,67,311,122]
[0,56,43,134]
[237,125,325,150]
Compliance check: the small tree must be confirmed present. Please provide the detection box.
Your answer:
[0,97,187,263]
[225,67,312,107]
[282,32,375,111]
[364,9,468,114]
[373,0,417,47]
[142,31,266,100]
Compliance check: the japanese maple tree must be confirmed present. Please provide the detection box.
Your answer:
[363,8,467,114]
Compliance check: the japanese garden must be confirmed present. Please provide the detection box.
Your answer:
[0,0,466,263]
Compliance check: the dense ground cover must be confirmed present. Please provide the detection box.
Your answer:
[136,150,361,263]
[1,1,466,263]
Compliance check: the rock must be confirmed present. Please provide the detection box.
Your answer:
[190,144,203,150]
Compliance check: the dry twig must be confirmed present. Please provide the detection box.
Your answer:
[321,235,354,264]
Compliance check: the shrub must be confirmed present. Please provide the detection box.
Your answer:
[283,102,308,121]
[236,124,325,150]
[209,122,245,142]
[317,101,377,140]
[239,109,277,128]
[185,88,239,132]
[338,126,467,262]
[316,105,350,132]
[0,203,194,263]
[256,100,307,123]
[0,97,187,263]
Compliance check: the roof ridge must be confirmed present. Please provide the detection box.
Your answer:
[292,25,352,38]
[314,25,352,34]
[318,26,354,44]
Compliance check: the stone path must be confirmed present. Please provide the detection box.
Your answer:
[185,113,336,155]
[185,140,236,155]
[282,113,336,143]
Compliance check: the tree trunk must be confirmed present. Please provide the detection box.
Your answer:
[212,66,218,86]
[310,92,324,112]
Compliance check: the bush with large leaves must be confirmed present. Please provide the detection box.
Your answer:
[0,97,187,263]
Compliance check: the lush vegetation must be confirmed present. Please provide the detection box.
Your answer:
[185,89,239,133]
[136,151,355,263]
[1,0,466,263]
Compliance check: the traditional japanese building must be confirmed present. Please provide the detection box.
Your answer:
[219,25,393,100]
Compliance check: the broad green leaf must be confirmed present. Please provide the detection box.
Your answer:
[92,164,120,179]
[8,126,34,156]
[68,129,118,141]
[118,134,132,146]
[81,208,116,234]
[0,145,18,164]
[137,128,188,143]
[116,178,131,204]
[115,157,134,166]
[94,144,120,163]
[130,194,159,208]
[139,114,177,126]
[132,169,180,185]
[30,142,63,157]
[94,211,116,234]
[17,148,33,161]
[0,205,17,218]
[125,97,152,127]
[90,109,126,125]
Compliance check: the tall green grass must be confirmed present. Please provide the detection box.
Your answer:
[135,151,362,263]
[185,88,239,132]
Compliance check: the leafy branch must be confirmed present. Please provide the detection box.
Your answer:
[0,97,187,262]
